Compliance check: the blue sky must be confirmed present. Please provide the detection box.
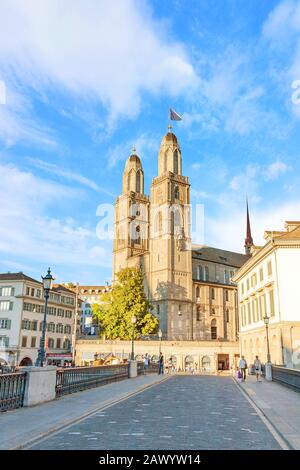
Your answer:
[1,0,300,284]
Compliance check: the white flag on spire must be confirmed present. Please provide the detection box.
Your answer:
[169,108,182,121]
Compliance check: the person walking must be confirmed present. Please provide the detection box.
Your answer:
[158,352,164,375]
[143,353,149,375]
[239,355,247,381]
[254,356,262,382]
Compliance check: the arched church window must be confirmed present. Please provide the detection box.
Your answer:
[174,149,178,174]
[135,225,141,244]
[136,171,141,193]
[174,186,180,200]
[211,319,217,340]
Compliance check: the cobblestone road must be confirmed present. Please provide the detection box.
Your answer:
[30,376,281,450]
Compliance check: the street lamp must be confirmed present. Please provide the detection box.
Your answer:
[35,268,54,367]
[158,329,162,355]
[263,314,271,363]
[130,315,137,360]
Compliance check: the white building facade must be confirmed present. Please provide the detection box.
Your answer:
[233,221,300,368]
[0,273,76,367]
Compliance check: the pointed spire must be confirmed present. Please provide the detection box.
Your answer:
[244,198,254,254]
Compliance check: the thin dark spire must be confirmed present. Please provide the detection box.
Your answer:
[245,198,253,254]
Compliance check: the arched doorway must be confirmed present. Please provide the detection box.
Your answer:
[185,355,194,372]
[201,356,211,372]
[19,357,33,366]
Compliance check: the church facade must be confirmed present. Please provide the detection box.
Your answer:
[113,128,248,342]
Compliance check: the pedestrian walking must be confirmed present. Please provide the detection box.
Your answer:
[143,353,149,375]
[158,352,164,375]
[254,355,262,382]
[239,355,247,381]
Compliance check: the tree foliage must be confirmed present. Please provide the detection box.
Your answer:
[93,267,158,340]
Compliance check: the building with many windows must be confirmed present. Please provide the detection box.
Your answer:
[0,272,76,367]
[113,127,249,347]
[233,221,300,368]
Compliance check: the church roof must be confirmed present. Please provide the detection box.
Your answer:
[161,131,178,144]
[192,245,249,268]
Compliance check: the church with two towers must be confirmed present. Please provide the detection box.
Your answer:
[113,127,250,343]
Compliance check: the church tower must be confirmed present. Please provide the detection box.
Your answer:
[149,127,193,339]
[113,149,150,281]
[244,199,254,255]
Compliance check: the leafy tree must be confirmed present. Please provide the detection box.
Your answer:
[93,267,158,339]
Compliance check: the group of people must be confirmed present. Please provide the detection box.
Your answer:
[142,352,166,375]
[239,355,262,382]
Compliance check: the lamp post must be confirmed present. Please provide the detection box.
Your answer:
[130,315,137,360]
[263,314,271,363]
[158,329,162,355]
[35,268,54,367]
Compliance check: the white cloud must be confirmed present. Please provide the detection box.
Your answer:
[206,199,300,253]
[0,0,196,124]
[27,157,115,196]
[0,163,112,270]
[263,160,289,180]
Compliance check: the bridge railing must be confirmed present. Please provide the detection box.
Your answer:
[56,364,128,397]
[0,372,27,412]
[272,366,300,392]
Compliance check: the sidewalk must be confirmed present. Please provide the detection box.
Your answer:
[235,374,300,449]
[0,374,168,450]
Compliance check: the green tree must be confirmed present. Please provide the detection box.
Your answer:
[93,267,158,339]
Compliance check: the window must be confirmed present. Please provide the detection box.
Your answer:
[36,289,41,298]
[48,338,55,348]
[0,301,13,311]
[224,270,229,284]
[21,336,27,347]
[267,261,272,276]
[196,307,201,321]
[240,305,245,326]
[48,323,55,333]
[226,309,229,322]
[251,273,257,288]
[63,339,71,350]
[47,307,56,316]
[224,290,229,302]
[211,319,217,340]
[196,286,200,299]
[269,290,275,316]
[64,324,71,334]
[135,226,141,244]
[0,286,14,296]
[174,185,180,199]
[57,308,65,317]
[0,336,9,347]
[56,323,64,334]
[26,287,30,295]
[211,308,216,315]
[0,318,11,329]
[259,268,264,282]
[247,303,251,324]
[21,319,31,330]
[136,171,141,193]
[241,283,244,295]
[246,278,250,291]
[204,266,209,281]
[56,338,61,349]
[196,266,202,281]
[157,211,162,232]
[211,288,215,300]
[65,310,72,319]
[31,337,36,348]
[230,271,234,281]
[31,321,37,331]
[174,149,178,174]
